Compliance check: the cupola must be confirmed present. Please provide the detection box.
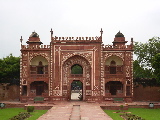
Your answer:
[112,31,127,46]
[26,31,43,45]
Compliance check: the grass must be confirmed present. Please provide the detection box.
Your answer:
[0,108,47,120]
[27,109,47,120]
[104,108,160,120]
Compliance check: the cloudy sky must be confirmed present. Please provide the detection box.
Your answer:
[0,0,160,58]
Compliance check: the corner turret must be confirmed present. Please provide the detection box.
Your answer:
[26,31,43,45]
[112,31,127,46]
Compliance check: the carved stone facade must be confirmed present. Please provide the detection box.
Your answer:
[20,30,133,102]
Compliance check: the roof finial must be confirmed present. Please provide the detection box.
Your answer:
[100,28,103,38]
[20,36,23,47]
[131,37,133,44]
[50,28,53,40]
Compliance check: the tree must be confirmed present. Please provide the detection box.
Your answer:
[133,60,153,78]
[71,65,83,74]
[0,54,20,84]
[134,37,160,68]
[134,37,160,76]
[152,53,160,82]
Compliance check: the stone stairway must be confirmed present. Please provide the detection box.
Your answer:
[69,105,81,120]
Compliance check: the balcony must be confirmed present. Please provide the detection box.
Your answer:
[29,74,49,81]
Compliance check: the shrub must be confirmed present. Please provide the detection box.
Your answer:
[120,105,124,110]
[9,112,31,120]
[27,106,34,112]
[121,113,145,120]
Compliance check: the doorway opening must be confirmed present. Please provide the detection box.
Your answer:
[22,86,27,96]
[105,81,123,95]
[30,81,48,96]
[71,80,83,101]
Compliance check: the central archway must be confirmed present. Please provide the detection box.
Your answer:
[62,55,91,101]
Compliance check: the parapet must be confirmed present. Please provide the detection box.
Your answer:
[103,44,133,51]
[52,36,102,43]
[21,45,50,50]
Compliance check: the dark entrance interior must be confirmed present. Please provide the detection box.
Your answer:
[30,81,48,96]
[105,81,123,95]
[36,85,44,96]
[22,86,27,96]
[71,80,83,101]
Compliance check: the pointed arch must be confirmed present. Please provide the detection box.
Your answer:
[105,55,123,74]
[62,55,91,100]
[30,56,48,75]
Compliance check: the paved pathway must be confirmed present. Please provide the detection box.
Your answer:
[70,105,81,120]
[37,102,72,120]
[37,101,113,120]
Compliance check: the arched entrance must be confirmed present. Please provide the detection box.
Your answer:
[71,80,83,100]
[62,55,91,101]
[30,81,48,96]
[105,81,123,95]
[105,55,123,75]
[30,56,48,75]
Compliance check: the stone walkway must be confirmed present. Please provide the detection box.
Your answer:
[37,101,113,120]
[70,105,81,120]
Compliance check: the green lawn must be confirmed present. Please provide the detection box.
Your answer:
[0,108,47,120]
[104,108,160,120]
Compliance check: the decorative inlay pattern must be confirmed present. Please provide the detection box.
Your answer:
[62,52,92,65]
[53,90,61,96]
[86,90,92,96]
[104,52,124,61]
[29,52,50,62]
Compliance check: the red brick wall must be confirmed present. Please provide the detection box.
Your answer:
[133,85,160,101]
[0,84,20,101]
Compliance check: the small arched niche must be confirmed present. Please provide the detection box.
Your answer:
[105,56,123,74]
[105,56,123,65]
[30,56,48,66]
[30,56,48,74]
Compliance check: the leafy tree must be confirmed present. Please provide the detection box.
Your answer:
[134,37,160,68]
[134,37,160,77]
[152,53,160,82]
[133,60,153,78]
[71,64,83,74]
[0,54,20,84]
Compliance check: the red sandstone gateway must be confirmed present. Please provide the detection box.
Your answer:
[20,29,134,103]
